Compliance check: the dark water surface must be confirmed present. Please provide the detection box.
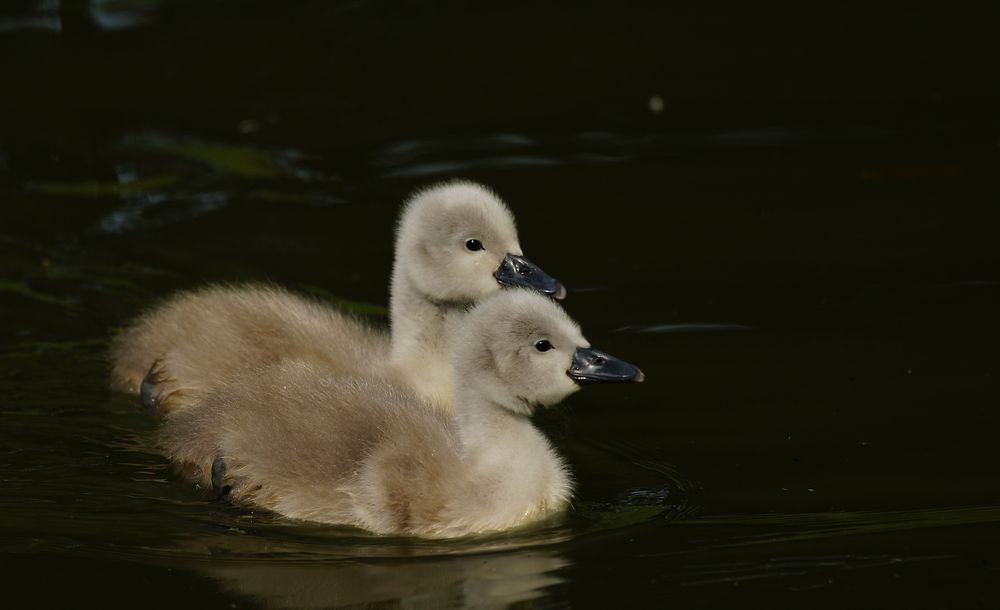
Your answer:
[3,2,1000,608]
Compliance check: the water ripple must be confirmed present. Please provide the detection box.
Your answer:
[373,126,896,178]
[646,505,1000,556]
[615,323,755,334]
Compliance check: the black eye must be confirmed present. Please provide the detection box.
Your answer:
[535,339,553,352]
[465,239,484,252]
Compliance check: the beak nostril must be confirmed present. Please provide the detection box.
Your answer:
[495,254,561,299]
[512,260,531,275]
[570,347,642,385]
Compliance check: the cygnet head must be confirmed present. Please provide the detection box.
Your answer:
[454,290,644,416]
[394,180,565,304]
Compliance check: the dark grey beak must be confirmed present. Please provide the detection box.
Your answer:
[494,253,567,300]
[568,347,645,386]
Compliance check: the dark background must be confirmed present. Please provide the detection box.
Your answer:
[1,2,999,608]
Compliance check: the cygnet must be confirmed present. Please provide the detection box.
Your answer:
[161,290,642,538]
[111,180,564,412]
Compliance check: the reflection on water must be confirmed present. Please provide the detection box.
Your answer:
[0,1,62,33]
[20,131,342,234]
[146,517,574,609]
[663,506,1000,553]
[676,553,946,588]
[199,550,567,609]
[615,323,756,334]
[9,122,939,241]
[0,0,161,34]
[373,127,898,178]
[606,505,1000,591]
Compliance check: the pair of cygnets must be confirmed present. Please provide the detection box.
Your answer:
[111,180,643,539]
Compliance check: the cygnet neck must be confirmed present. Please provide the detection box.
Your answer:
[452,382,537,456]
[387,268,468,406]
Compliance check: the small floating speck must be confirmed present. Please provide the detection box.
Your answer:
[648,94,665,115]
